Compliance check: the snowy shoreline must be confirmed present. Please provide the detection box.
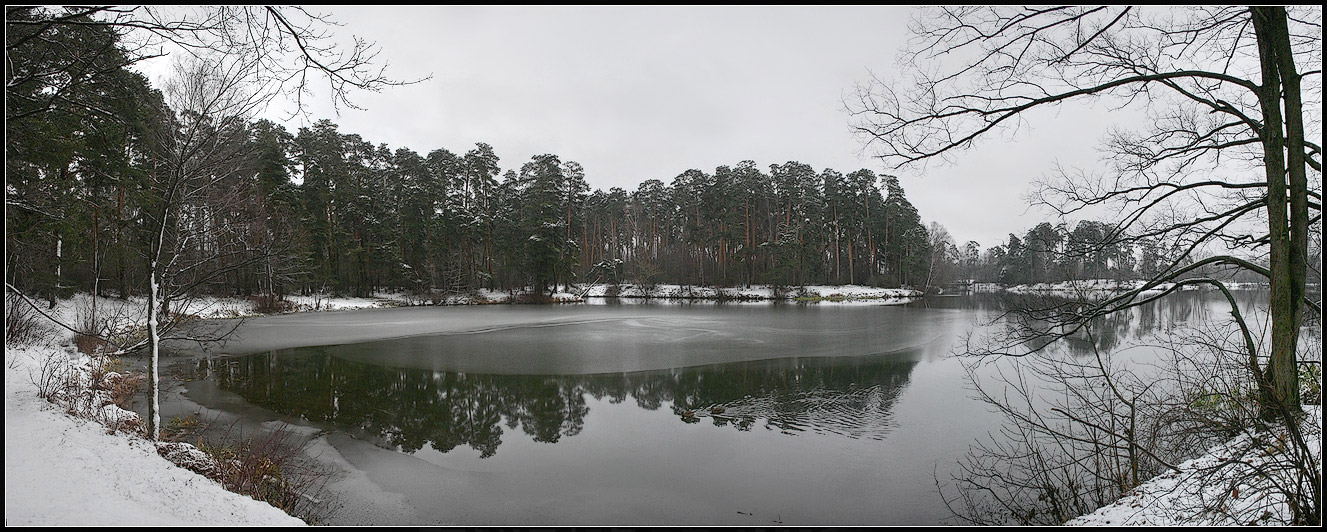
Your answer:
[346,283,925,306]
[1067,405,1320,526]
[574,283,923,302]
[999,278,1270,295]
[5,337,307,525]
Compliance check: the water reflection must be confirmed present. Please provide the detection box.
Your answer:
[929,290,1254,357]
[186,349,917,458]
[666,355,915,440]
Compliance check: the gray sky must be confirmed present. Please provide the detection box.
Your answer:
[151,6,1135,249]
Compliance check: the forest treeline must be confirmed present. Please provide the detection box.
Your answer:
[5,7,1246,304]
[9,100,1230,302]
[9,107,945,299]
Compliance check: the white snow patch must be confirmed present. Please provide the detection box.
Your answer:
[1000,279,1268,296]
[1067,406,1321,526]
[5,294,306,526]
[576,283,922,302]
[5,343,305,525]
[1005,279,1176,294]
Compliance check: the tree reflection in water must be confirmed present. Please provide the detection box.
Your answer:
[187,349,918,458]
[930,291,1217,358]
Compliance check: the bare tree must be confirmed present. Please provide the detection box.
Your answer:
[132,55,270,439]
[6,6,425,124]
[7,5,424,439]
[848,5,1321,524]
[945,298,1320,525]
[849,5,1319,416]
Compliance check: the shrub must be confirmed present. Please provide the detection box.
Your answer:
[250,293,295,314]
[106,369,146,411]
[466,288,491,304]
[1299,363,1321,406]
[513,291,553,304]
[167,416,337,523]
[32,350,76,403]
[31,350,144,435]
[73,298,108,354]
[5,293,47,347]
[74,333,107,354]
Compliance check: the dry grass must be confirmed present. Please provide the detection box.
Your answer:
[31,350,146,435]
[249,293,295,314]
[74,333,107,354]
[164,415,338,523]
[106,369,146,411]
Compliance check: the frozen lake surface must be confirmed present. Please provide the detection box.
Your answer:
[160,293,1249,525]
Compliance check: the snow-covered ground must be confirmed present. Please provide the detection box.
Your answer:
[1001,279,1269,295]
[577,283,922,302]
[5,334,305,525]
[1068,406,1321,526]
[3,292,414,525]
[1005,279,1179,294]
[249,284,923,307]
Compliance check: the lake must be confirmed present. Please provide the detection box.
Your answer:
[157,291,1257,525]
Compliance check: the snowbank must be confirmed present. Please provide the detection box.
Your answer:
[4,344,305,525]
[1004,279,1178,294]
[1067,406,1321,526]
[577,283,922,302]
[4,294,307,526]
[277,284,923,305]
[44,284,920,315]
[1001,279,1269,296]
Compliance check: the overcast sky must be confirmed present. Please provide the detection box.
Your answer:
[147,6,1136,250]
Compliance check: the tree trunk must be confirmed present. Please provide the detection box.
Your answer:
[147,264,161,440]
[1252,6,1304,418]
[50,235,61,309]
